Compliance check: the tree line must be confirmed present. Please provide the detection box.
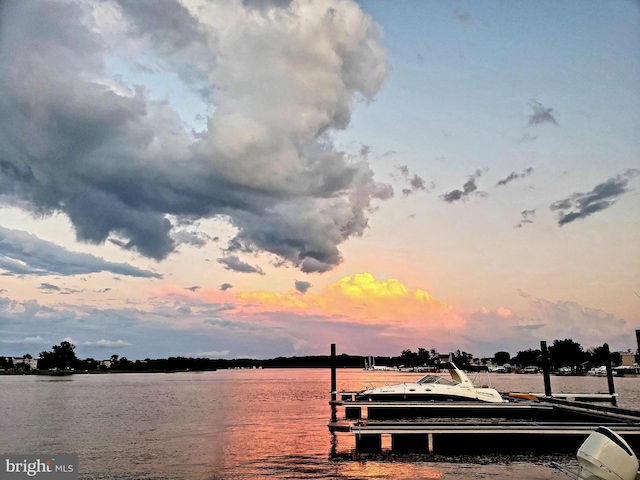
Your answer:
[396,339,634,370]
[1,338,637,373]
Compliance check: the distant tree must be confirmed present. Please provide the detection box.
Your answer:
[23,354,33,359]
[493,351,511,366]
[513,348,541,368]
[400,349,419,366]
[39,341,79,370]
[80,358,99,371]
[415,347,439,366]
[0,357,13,369]
[114,357,132,370]
[452,350,473,368]
[15,361,31,371]
[587,345,622,368]
[548,339,588,369]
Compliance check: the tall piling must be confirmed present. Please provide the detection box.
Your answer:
[330,343,337,422]
[603,343,617,406]
[540,341,552,397]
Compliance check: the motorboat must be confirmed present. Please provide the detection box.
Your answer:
[355,362,506,403]
[577,427,639,480]
[553,426,640,480]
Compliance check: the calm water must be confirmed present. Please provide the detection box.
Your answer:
[1,368,639,479]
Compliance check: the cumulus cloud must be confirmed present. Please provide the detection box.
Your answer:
[0,0,391,273]
[496,167,534,187]
[440,169,486,203]
[549,169,639,226]
[0,226,162,278]
[528,100,558,126]
[295,280,311,293]
[516,290,631,348]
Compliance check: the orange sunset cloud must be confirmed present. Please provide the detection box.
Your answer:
[236,273,453,323]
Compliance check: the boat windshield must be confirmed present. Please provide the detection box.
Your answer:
[416,375,460,386]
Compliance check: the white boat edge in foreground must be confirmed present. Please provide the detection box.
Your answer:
[552,426,640,480]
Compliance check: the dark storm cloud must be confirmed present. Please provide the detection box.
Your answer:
[440,169,486,203]
[0,0,391,272]
[528,101,558,126]
[496,168,534,187]
[295,280,311,294]
[550,170,639,226]
[220,283,233,291]
[0,226,162,278]
[217,256,265,275]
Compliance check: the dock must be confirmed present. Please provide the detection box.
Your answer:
[328,342,640,455]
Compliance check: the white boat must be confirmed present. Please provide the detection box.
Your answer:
[553,426,640,480]
[355,362,506,403]
[578,427,639,480]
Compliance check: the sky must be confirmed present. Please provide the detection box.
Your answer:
[0,0,639,361]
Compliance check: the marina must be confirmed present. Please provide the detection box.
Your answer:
[328,343,640,458]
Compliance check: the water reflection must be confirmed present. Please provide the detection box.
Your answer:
[0,368,636,479]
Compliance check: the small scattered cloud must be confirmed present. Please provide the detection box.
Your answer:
[199,350,230,358]
[60,287,84,295]
[217,256,265,275]
[220,283,233,291]
[440,169,487,203]
[393,165,434,196]
[1,335,48,345]
[453,11,472,23]
[84,339,132,348]
[496,168,534,187]
[517,133,538,144]
[550,169,639,226]
[39,283,60,292]
[514,209,536,228]
[177,304,192,314]
[528,100,558,126]
[295,280,311,294]
[172,230,216,248]
[185,286,201,292]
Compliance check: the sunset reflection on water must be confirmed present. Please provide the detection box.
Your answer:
[1,368,637,479]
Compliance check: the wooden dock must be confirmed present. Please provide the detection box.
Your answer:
[328,399,640,454]
[328,343,640,455]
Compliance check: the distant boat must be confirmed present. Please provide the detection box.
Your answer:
[518,365,540,374]
[614,366,640,377]
[588,366,607,376]
[354,362,506,403]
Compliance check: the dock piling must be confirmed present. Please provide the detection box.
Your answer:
[331,343,337,423]
[603,343,617,406]
[541,341,552,397]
